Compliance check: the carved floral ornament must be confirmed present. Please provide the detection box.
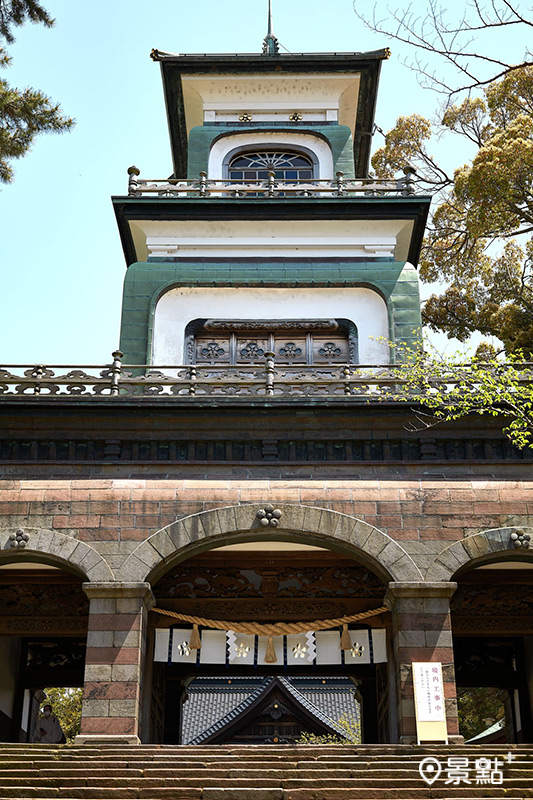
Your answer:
[256,505,283,527]
[511,530,531,549]
[9,529,30,549]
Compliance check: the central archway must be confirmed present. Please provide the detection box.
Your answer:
[118,504,422,585]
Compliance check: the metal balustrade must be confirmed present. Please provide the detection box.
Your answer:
[1,352,531,400]
[126,167,419,198]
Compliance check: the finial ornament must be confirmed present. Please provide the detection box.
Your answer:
[262,0,279,55]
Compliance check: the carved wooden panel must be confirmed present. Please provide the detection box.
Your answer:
[154,565,385,601]
[0,583,89,617]
[451,582,533,634]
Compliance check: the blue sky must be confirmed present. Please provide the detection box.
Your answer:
[0,0,522,363]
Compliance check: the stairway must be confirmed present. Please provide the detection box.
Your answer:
[0,744,532,799]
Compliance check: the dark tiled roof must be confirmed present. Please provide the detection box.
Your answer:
[181,677,359,744]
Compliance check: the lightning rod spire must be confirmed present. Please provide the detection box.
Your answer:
[262,0,279,55]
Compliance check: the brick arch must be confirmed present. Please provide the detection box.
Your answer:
[117,504,422,584]
[0,528,114,581]
[426,527,533,582]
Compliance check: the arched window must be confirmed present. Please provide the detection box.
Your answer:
[228,151,315,181]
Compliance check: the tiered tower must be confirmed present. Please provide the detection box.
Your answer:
[0,22,532,752]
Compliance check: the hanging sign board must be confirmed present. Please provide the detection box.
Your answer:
[412,662,448,744]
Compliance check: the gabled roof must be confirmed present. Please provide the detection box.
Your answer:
[185,676,355,744]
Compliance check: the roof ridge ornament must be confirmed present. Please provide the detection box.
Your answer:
[262,0,279,55]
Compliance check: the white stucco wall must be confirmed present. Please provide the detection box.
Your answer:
[152,287,390,364]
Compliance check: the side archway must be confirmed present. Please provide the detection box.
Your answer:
[426,527,533,581]
[117,504,422,584]
[0,528,114,582]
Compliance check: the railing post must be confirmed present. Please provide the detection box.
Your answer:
[342,365,352,395]
[110,350,123,396]
[335,171,345,196]
[34,365,44,395]
[127,165,141,196]
[267,171,276,197]
[198,171,208,197]
[402,166,416,195]
[188,365,197,396]
[264,351,275,396]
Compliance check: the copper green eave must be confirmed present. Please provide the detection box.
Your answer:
[118,259,423,366]
[150,50,389,179]
[112,195,431,268]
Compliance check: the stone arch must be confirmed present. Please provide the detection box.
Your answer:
[426,526,533,582]
[0,528,114,581]
[117,504,422,584]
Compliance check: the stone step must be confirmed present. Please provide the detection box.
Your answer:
[1,788,532,800]
[1,766,533,781]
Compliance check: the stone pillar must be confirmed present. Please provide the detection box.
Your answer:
[75,582,154,745]
[385,581,461,744]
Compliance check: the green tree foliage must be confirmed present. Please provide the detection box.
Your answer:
[372,66,533,355]
[296,713,361,745]
[0,0,73,182]
[387,342,533,450]
[457,687,506,741]
[42,687,82,744]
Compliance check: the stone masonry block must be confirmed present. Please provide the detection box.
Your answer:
[132,542,161,571]
[316,508,342,538]
[84,665,112,682]
[111,664,141,683]
[301,505,323,533]
[181,512,209,542]
[485,528,509,552]
[437,545,469,574]
[388,555,423,582]
[398,630,425,648]
[167,523,192,552]
[115,597,144,614]
[46,532,81,562]
[379,541,406,569]
[87,631,114,648]
[276,505,309,534]
[149,530,176,559]
[109,699,138,717]
[425,629,454,648]
[214,506,242,535]
[88,598,117,615]
[77,545,107,573]
[462,534,493,560]
[113,630,141,648]
[82,699,110,717]
[362,532,389,559]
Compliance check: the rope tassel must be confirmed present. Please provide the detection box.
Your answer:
[188,623,202,650]
[264,635,278,663]
[340,623,352,650]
